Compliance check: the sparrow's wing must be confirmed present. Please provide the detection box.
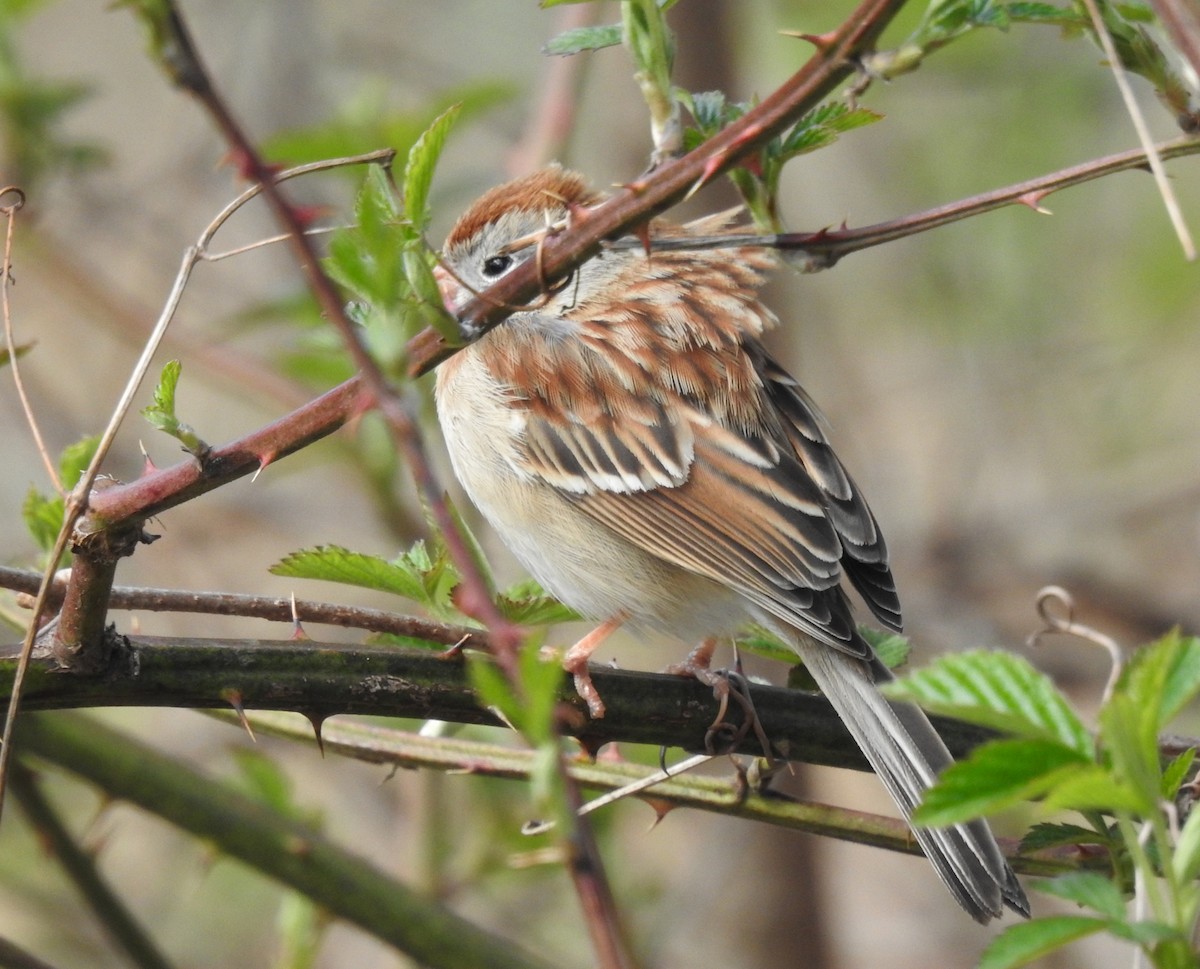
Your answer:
[513,341,900,656]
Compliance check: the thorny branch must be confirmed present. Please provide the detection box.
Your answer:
[140,0,524,669]
[406,0,913,374]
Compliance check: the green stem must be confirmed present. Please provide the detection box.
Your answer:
[7,763,176,969]
[225,709,1081,878]
[15,712,555,969]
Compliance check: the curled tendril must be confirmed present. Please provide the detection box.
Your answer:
[1028,585,1126,706]
[0,186,25,215]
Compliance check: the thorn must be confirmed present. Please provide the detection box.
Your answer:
[1017,190,1053,215]
[305,712,327,757]
[138,441,158,474]
[289,592,308,641]
[575,734,604,761]
[251,451,277,483]
[564,199,594,228]
[635,222,653,258]
[222,689,256,742]
[781,29,839,52]
[644,798,675,830]
[438,633,472,660]
[686,151,729,202]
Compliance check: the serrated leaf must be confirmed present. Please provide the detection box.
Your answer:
[1104,919,1185,946]
[1032,872,1127,919]
[1173,800,1200,882]
[978,916,1106,969]
[403,246,459,342]
[736,626,799,665]
[495,579,580,626]
[271,542,460,617]
[1162,747,1195,799]
[542,23,623,55]
[1123,631,1200,727]
[402,103,460,233]
[440,493,496,598]
[22,486,64,553]
[1098,693,1161,815]
[57,436,101,491]
[355,163,400,228]
[272,545,425,599]
[143,358,180,424]
[862,628,912,670]
[912,738,1089,826]
[887,650,1092,757]
[141,360,204,451]
[1019,821,1114,854]
[781,102,883,158]
[1041,763,1148,814]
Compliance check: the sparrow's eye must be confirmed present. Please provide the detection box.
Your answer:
[481,253,513,278]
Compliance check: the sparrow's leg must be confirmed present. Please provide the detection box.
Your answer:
[562,612,628,718]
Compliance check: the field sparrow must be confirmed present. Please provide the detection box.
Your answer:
[433,166,1028,922]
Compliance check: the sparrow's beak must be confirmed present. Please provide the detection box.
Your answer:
[432,264,468,317]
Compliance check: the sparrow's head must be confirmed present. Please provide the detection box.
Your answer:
[436,166,602,315]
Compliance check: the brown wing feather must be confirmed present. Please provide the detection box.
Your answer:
[488,233,901,649]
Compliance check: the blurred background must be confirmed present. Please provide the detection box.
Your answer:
[1,1,1198,967]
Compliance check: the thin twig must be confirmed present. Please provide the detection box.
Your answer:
[1081,0,1196,259]
[0,566,481,645]
[0,148,394,817]
[601,136,1200,265]
[145,0,523,671]
[1,187,59,493]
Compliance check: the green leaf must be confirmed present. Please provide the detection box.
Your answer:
[861,628,912,671]
[1032,872,1127,919]
[141,360,206,453]
[270,542,460,617]
[1172,800,1200,883]
[22,485,63,554]
[1018,821,1115,854]
[230,748,302,821]
[781,102,883,158]
[887,650,1092,756]
[1098,693,1161,815]
[978,916,1107,969]
[543,23,623,55]
[1104,919,1185,946]
[495,579,580,626]
[913,738,1089,826]
[0,341,34,368]
[1041,763,1148,814]
[402,247,459,342]
[402,103,461,233]
[1123,631,1200,728]
[736,626,799,666]
[57,435,101,491]
[273,545,423,598]
[1162,747,1195,800]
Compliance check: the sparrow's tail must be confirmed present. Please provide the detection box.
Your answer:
[791,637,1030,923]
